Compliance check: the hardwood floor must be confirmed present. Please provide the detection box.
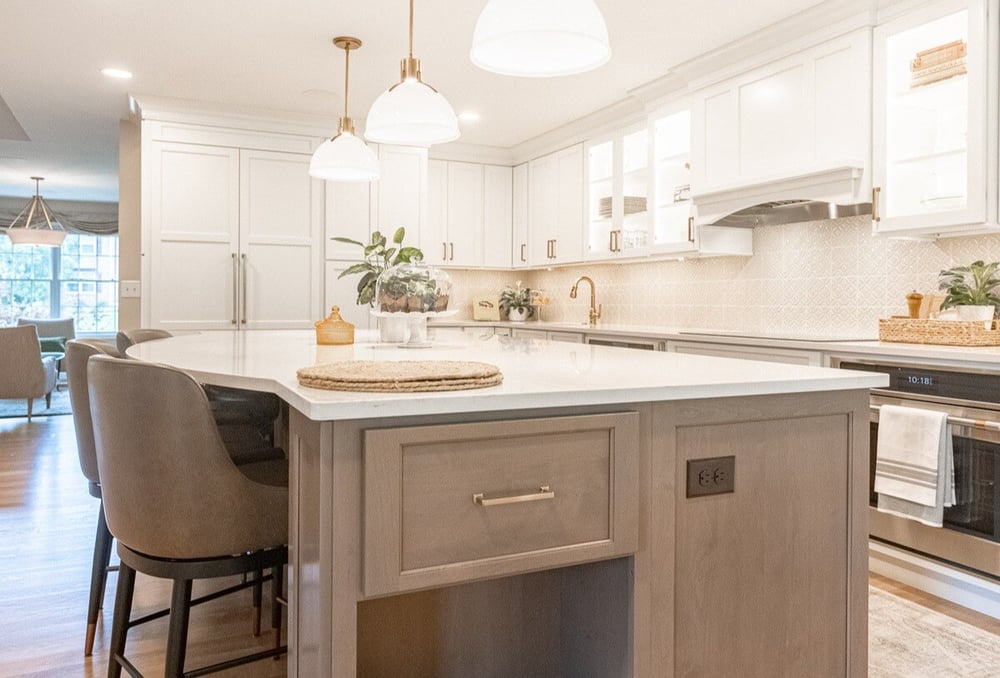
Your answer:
[2,413,998,677]
[0,414,286,678]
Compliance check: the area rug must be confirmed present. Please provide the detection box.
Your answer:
[0,386,72,418]
[870,585,1000,677]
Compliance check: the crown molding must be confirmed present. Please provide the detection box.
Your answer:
[429,143,514,166]
[509,98,646,165]
[130,94,334,139]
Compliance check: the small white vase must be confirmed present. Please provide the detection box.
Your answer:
[507,307,530,323]
[378,316,409,343]
[956,305,996,328]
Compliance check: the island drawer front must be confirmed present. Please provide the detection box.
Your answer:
[363,412,640,596]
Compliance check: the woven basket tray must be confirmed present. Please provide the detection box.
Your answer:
[878,317,1000,346]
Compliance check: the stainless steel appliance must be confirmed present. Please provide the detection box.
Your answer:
[832,358,1000,579]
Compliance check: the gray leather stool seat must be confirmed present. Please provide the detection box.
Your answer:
[88,356,288,678]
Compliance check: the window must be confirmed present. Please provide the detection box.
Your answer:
[0,233,119,331]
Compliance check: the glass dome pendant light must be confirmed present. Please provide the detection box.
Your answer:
[309,36,380,182]
[470,0,612,77]
[5,177,67,247]
[364,0,460,147]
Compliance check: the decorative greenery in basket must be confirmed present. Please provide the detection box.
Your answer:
[499,281,534,320]
[938,260,1000,311]
[333,228,423,307]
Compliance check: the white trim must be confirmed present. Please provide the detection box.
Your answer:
[869,539,1000,620]
[428,143,514,166]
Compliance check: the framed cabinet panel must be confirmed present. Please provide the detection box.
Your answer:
[484,165,513,269]
[512,163,529,268]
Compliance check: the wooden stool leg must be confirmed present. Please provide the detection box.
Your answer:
[164,579,192,678]
[107,562,135,678]
[252,569,263,636]
[85,504,114,656]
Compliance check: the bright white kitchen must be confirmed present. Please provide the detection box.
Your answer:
[2,0,1000,676]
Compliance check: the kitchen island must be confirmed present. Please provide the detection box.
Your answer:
[129,329,887,677]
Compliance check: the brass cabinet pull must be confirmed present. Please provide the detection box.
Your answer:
[520,243,526,262]
[872,186,881,223]
[443,242,447,260]
[614,230,621,252]
[609,231,614,252]
[687,216,695,243]
[240,253,248,325]
[473,485,554,507]
[231,253,238,325]
[550,239,557,259]
[450,242,454,261]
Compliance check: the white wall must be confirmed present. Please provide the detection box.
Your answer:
[449,216,1000,338]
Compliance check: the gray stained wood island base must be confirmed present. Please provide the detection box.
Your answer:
[287,390,869,677]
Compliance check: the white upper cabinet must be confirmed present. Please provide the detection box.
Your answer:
[872,0,997,236]
[325,181,372,260]
[376,145,426,248]
[689,29,871,221]
[483,165,513,268]
[585,124,652,260]
[529,144,584,266]
[512,163,530,268]
[650,106,696,254]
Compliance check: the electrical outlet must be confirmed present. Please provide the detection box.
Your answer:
[686,456,735,498]
[121,280,141,298]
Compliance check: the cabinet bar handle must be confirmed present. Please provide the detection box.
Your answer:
[615,230,621,252]
[609,231,614,252]
[550,239,557,259]
[872,186,881,223]
[520,243,526,262]
[450,242,454,261]
[240,253,248,325]
[231,253,238,325]
[473,485,554,507]
[443,242,447,260]
[687,216,695,243]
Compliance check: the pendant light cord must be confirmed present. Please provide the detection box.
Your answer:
[408,0,414,59]
[343,43,351,120]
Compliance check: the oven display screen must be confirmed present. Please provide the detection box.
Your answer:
[905,374,935,387]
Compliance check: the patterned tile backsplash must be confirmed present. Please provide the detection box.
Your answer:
[449,216,1000,338]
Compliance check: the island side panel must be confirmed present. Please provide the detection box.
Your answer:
[653,390,869,678]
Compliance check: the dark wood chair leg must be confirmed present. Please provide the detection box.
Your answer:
[45,391,52,408]
[85,504,114,656]
[26,398,32,422]
[164,579,192,678]
[252,569,263,636]
[270,563,283,652]
[107,562,135,678]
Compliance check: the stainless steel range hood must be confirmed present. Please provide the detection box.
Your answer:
[692,163,871,228]
[709,199,872,228]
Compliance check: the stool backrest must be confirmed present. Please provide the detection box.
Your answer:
[88,356,287,559]
[115,328,172,357]
[65,339,120,491]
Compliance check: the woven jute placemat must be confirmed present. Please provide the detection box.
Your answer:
[297,360,503,392]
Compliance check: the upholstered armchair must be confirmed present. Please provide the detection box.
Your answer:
[0,325,59,421]
[17,316,75,375]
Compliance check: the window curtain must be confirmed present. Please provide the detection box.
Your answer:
[0,196,118,236]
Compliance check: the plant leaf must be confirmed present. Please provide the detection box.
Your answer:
[392,227,405,244]
[331,237,364,247]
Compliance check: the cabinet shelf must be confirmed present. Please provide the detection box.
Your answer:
[890,72,967,106]
[622,167,649,178]
[889,146,966,166]
[589,174,613,183]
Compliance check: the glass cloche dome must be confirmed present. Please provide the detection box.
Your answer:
[374,258,452,314]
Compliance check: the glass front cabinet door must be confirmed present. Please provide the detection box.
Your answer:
[585,124,651,260]
[650,107,697,254]
[872,0,994,235]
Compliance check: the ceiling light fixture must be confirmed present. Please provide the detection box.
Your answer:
[5,177,67,247]
[309,37,380,183]
[458,112,481,122]
[364,0,460,147]
[470,0,611,77]
[101,67,133,79]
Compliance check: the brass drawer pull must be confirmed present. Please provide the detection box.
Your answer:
[872,186,881,223]
[473,485,554,507]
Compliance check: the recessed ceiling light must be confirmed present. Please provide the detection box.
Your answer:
[458,112,480,122]
[101,68,133,79]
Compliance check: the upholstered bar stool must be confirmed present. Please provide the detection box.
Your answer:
[116,329,283,461]
[88,356,287,678]
[65,339,122,656]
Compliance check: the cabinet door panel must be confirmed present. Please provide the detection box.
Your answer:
[528,154,557,266]
[483,165,513,269]
[739,64,809,179]
[378,145,426,243]
[148,142,239,330]
[424,159,448,265]
[555,145,584,263]
[325,261,373,330]
[814,44,865,163]
[325,181,371,260]
[699,89,738,188]
[447,162,484,267]
[240,149,320,328]
[512,163,529,268]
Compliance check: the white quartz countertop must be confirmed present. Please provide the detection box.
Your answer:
[126,329,886,421]
[432,320,1000,370]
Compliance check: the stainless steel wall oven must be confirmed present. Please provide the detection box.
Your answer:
[832,358,1000,579]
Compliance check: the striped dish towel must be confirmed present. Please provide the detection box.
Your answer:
[874,404,955,527]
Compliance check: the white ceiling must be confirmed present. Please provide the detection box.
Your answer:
[0,0,823,202]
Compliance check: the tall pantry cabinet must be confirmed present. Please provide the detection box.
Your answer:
[136,105,323,331]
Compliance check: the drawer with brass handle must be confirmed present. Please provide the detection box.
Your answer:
[363,412,639,595]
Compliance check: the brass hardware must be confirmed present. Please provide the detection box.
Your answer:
[231,253,238,325]
[330,37,363,140]
[872,186,881,223]
[608,231,614,252]
[550,239,556,259]
[520,243,526,262]
[442,242,447,260]
[240,253,248,325]
[473,485,554,507]
[570,275,602,326]
[614,230,622,252]
[449,242,454,261]
[687,216,695,243]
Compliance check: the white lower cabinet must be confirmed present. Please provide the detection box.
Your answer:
[665,340,822,366]
[145,140,321,331]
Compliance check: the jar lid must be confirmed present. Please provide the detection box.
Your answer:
[315,306,355,345]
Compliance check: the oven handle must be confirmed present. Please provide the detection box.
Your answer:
[870,404,1000,432]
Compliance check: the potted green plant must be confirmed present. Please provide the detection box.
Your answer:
[938,260,1000,325]
[499,281,534,322]
[332,228,423,307]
